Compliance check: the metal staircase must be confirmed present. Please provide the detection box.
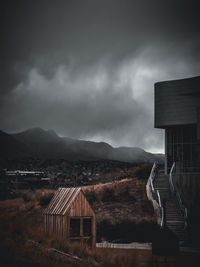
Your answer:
[154,173,187,241]
[147,163,188,242]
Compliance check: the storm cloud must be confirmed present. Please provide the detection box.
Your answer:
[1,0,200,152]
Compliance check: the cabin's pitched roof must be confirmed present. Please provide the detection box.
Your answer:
[44,187,81,215]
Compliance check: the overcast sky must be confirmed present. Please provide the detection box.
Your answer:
[1,0,200,152]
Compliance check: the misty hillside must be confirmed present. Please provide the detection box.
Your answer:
[0,128,164,163]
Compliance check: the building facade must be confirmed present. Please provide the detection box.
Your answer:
[155,76,200,173]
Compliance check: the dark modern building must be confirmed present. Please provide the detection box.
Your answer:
[155,76,200,173]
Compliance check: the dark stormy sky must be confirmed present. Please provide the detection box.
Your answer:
[1,0,200,152]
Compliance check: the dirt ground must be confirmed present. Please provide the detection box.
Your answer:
[96,247,200,267]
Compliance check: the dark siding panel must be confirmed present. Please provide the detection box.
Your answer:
[155,77,200,128]
[198,108,200,140]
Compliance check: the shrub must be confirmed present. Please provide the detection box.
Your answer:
[97,219,158,243]
[21,191,34,202]
[39,192,54,206]
[101,187,116,202]
[134,164,152,180]
[118,185,136,202]
[85,189,97,204]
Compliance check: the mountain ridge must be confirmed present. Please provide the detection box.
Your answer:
[0,128,164,163]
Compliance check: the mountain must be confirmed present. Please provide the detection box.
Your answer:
[0,130,32,159]
[0,128,164,163]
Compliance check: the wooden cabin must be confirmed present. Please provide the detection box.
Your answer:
[44,187,96,247]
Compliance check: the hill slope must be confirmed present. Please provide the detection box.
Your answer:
[0,130,32,159]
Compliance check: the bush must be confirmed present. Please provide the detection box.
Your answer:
[21,191,34,202]
[97,220,158,243]
[118,185,136,202]
[97,219,158,243]
[85,190,97,204]
[134,164,152,180]
[39,192,54,206]
[101,187,116,202]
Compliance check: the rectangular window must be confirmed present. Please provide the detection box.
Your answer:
[83,218,92,236]
[70,218,80,237]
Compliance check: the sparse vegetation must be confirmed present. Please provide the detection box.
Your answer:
[0,186,199,266]
[84,177,156,226]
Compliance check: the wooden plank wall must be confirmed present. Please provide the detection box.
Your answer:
[45,214,64,237]
[68,191,96,247]
[69,191,94,217]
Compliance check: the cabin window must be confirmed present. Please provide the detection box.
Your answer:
[83,218,92,236]
[70,218,80,237]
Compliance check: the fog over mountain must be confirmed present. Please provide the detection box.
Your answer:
[1,0,200,152]
[0,128,164,164]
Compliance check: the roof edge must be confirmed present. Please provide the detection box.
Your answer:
[155,75,200,87]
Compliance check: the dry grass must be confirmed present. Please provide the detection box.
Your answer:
[84,177,156,225]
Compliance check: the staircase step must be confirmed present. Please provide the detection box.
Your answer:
[166,214,183,216]
[167,219,183,221]
[166,219,184,221]
[166,207,181,210]
[166,210,183,214]
[156,189,170,191]
[167,225,185,228]
[166,216,183,218]
[166,218,184,220]
[154,186,169,188]
[154,180,169,183]
[166,216,184,220]
[165,215,184,218]
[168,226,185,229]
[166,215,183,217]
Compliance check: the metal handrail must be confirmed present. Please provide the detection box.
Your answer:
[157,190,162,207]
[169,162,188,230]
[160,207,164,228]
[156,190,164,228]
[147,162,164,227]
[150,162,157,196]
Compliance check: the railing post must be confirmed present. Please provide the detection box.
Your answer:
[169,162,175,195]
[184,207,188,230]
